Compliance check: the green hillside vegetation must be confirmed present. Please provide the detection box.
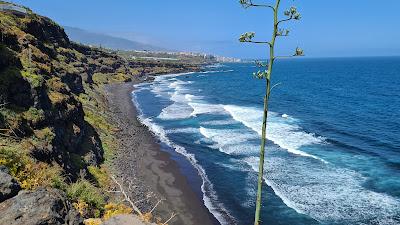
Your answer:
[0,2,202,223]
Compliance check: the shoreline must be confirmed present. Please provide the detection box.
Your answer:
[104,76,220,225]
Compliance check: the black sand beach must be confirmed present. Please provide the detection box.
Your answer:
[105,80,219,225]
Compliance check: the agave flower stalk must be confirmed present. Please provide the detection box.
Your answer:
[239,1,303,224]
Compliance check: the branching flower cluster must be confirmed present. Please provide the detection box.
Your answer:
[239,3,304,65]
[276,28,289,37]
[239,32,255,42]
[239,0,252,8]
[239,0,274,9]
[284,6,301,20]
[294,47,304,56]
[253,70,269,79]
[253,60,270,79]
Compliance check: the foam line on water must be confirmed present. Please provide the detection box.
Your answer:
[153,72,196,82]
[200,119,238,126]
[223,105,327,163]
[155,76,326,161]
[189,103,226,117]
[151,74,221,121]
[131,91,236,225]
[158,102,194,120]
[155,78,196,120]
[199,70,235,74]
[166,127,199,134]
[199,126,258,155]
[244,156,400,224]
[197,103,400,223]
[152,74,228,120]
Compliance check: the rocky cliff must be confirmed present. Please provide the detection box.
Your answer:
[0,2,200,224]
[0,6,123,177]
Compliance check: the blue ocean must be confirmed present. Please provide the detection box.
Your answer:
[132,57,400,225]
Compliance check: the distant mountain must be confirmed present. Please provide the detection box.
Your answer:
[64,26,166,51]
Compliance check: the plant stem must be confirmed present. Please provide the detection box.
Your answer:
[254,1,280,224]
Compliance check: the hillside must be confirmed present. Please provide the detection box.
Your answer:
[64,26,166,52]
[0,2,202,224]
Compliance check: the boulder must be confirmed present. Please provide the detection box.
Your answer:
[0,188,83,225]
[0,166,21,202]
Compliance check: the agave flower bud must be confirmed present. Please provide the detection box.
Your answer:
[239,32,255,42]
[239,0,251,8]
[261,70,269,79]
[253,71,261,79]
[284,10,290,16]
[277,29,290,36]
[294,13,302,20]
[294,47,304,56]
[290,6,297,14]
[253,70,269,79]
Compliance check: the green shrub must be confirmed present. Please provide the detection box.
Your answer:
[21,70,43,88]
[92,72,131,85]
[67,179,105,211]
[0,142,64,190]
[33,127,55,143]
[0,144,27,176]
[23,107,45,125]
[92,73,108,85]
[88,166,110,188]
[84,110,112,132]
[0,108,27,137]
[51,174,67,190]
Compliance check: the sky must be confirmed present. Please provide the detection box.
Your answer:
[11,0,400,58]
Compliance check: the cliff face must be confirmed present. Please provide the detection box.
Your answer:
[0,8,120,177]
[0,2,203,223]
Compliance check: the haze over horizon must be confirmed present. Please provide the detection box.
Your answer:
[11,0,400,58]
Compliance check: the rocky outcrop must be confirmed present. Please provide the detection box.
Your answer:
[0,188,83,225]
[0,4,111,179]
[102,215,155,225]
[0,166,21,201]
[0,44,33,110]
[128,60,201,76]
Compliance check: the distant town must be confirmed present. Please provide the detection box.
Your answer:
[89,46,242,64]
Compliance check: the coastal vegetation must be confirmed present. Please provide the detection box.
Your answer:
[117,50,217,65]
[239,0,304,224]
[0,1,202,224]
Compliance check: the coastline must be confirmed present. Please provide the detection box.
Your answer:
[104,77,220,225]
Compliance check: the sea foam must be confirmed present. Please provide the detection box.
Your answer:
[244,156,400,224]
[223,105,327,162]
[156,78,195,120]
[155,74,227,120]
[199,126,258,155]
[132,87,236,225]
